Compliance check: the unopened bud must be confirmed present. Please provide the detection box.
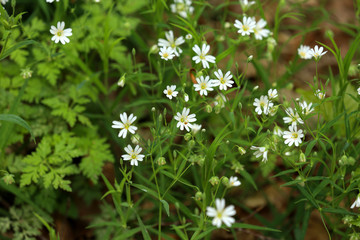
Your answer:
[214,104,221,114]
[299,152,306,162]
[20,68,32,79]
[224,22,231,29]
[151,107,156,112]
[195,191,203,201]
[221,177,229,186]
[3,173,15,185]
[188,140,196,149]
[184,133,192,141]
[156,157,166,166]
[238,147,246,155]
[117,73,126,87]
[205,105,212,113]
[209,176,220,186]
[184,93,189,102]
[149,44,159,54]
[247,55,253,63]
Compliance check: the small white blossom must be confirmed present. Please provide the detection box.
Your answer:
[298,45,312,59]
[268,89,278,99]
[212,70,234,91]
[184,93,189,102]
[283,125,304,147]
[309,45,327,61]
[253,95,273,115]
[174,107,197,132]
[50,21,72,44]
[239,0,255,11]
[228,176,241,187]
[185,34,192,39]
[274,125,283,136]
[315,89,326,100]
[192,44,216,69]
[351,195,360,209]
[250,146,268,162]
[299,101,314,115]
[283,107,304,127]
[163,85,178,99]
[206,199,236,228]
[170,0,194,18]
[112,112,138,138]
[191,124,202,134]
[1,0,8,4]
[358,87,360,95]
[234,16,256,36]
[46,0,59,2]
[158,30,185,56]
[194,76,215,96]
[159,46,175,61]
[121,145,145,166]
[253,18,270,40]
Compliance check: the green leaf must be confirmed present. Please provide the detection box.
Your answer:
[305,139,317,156]
[161,199,170,217]
[240,169,257,190]
[136,214,151,240]
[232,223,281,232]
[0,40,37,61]
[0,114,35,141]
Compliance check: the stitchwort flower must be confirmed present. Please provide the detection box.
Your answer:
[351,195,360,209]
[192,44,216,69]
[253,18,270,40]
[158,30,185,56]
[122,145,145,166]
[1,0,8,4]
[253,95,273,115]
[50,21,72,45]
[163,85,178,99]
[358,87,360,95]
[46,0,60,2]
[315,89,326,100]
[309,45,327,61]
[298,45,312,59]
[250,146,268,162]
[206,198,236,228]
[283,107,304,127]
[234,16,256,36]
[170,0,194,18]
[212,70,234,91]
[268,89,278,99]
[228,176,241,187]
[283,125,304,147]
[299,101,314,115]
[193,75,215,96]
[159,46,175,61]
[112,112,137,138]
[174,107,197,132]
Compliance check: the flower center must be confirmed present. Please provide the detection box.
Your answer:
[56,30,63,37]
[167,90,173,95]
[171,43,176,48]
[180,117,185,123]
[220,77,225,84]
[216,211,223,219]
[300,51,306,57]
[199,54,205,60]
[124,123,130,130]
[176,3,185,11]
[131,154,137,159]
[260,101,266,107]
[243,25,249,32]
[163,53,169,58]
[292,133,298,139]
[200,82,207,89]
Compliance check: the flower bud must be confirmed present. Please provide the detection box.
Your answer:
[238,147,246,155]
[221,177,229,186]
[156,157,166,166]
[224,22,231,29]
[20,68,32,79]
[149,44,159,54]
[231,161,244,173]
[205,104,212,113]
[184,133,192,141]
[247,55,253,63]
[195,191,203,201]
[131,134,140,144]
[3,173,15,185]
[299,152,306,162]
[209,176,220,186]
[117,73,126,87]
[151,107,156,112]
[214,104,221,114]
[188,140,196,149]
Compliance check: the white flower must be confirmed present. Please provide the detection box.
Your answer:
[253,95,273,115]
[351,195,360,209]
[185,34,193,40]
[191,124,202,134]
[250,146,268,162]
[1,0,8,4]
[240,0,255,11]
[121,145,145,166]
[315,89,326,100]
[192,44,216,69]
[274,125,283,136]
[158,30,185,56]
[206,199,236,228]
[159,46,175,61]
[234,16,256,36]
[163,85,178,99]
[268,89,278,99]
[253,18,270,40]
[112,112,138,138]
[174,107,197,132]
[46,0,60,2]
[299,101,314,115]
[212,70,234,91]
[228,176,241,187]
[309,45,327,60]
[298,45,312,59]
[50,21,72,45]
[193,75,215,96]
[358,87,360,95]
[283,107,304,127]
[170,0,194,18]
[283,125,304,147]
[184,93,189,102]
